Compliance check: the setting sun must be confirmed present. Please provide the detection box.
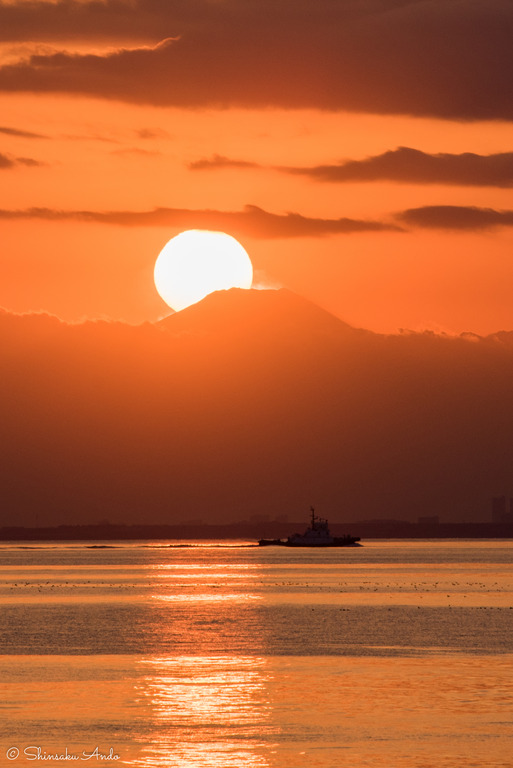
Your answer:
[154,230,253,311]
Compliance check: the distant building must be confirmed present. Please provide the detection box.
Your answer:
[492,496,513,526]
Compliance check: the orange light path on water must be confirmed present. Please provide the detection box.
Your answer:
[133,656,276,768]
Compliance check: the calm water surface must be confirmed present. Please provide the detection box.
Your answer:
[0,540,512,767]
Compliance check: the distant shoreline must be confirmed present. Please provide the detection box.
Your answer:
[0,521,512,542]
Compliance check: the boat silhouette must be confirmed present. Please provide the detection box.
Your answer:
[258,507,361,547]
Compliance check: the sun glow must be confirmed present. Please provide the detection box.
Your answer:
[154,230,253,312]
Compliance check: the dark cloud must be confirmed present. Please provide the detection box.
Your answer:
[4,201,511,233]
[0,152,41,169]
[0,153,14,169]
[398,205,513,230]
[288,148,513,187]
[0,0,154,43]
[0,203,399,237]
[16,156,41,167]
[189,154,260,171]
[0,1,512,119]
[0,125,47,139]
[190,148,513,188]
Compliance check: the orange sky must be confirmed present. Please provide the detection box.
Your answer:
[1,1,513,334]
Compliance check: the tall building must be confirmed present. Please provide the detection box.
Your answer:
[492,496,513,525]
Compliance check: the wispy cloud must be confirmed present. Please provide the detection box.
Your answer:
[189,147,513,188]
[286,148,513,188]
[0,152,42,169]
[135,128,170,140]
[397,206,513,230]
[0,1,511,120]
[4,202,512,234]
[0,125,47,139]
[188,154,260,171]
[0,203,400,238]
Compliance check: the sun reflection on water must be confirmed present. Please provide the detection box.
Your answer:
[151,593,261,602]
[130,557,274,766]
[132,655,277,768]
[145,560,263,604]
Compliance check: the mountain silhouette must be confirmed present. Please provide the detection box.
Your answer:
[158,287,354,339]
[1,290,513,527]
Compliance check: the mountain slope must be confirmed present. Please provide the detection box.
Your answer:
[1,292,513,527]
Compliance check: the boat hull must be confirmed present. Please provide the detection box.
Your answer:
[258,537,361,547]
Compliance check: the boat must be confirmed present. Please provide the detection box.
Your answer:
[258,507,361,547]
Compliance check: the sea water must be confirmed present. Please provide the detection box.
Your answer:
[0,540,512,767]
